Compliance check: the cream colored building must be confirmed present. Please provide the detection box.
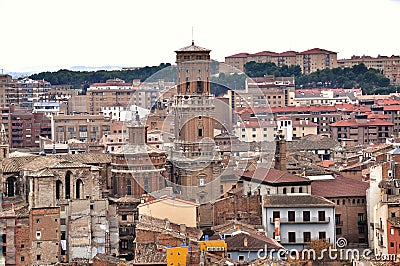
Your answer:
[225,48,337,74]
[338,55,400,85]
[137,196,199,227]
[234,118,317,142]
[295,48,338,74]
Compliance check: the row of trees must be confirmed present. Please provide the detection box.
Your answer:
[244,61,395,94]
[29,63,173,93]
[245,61,302,78]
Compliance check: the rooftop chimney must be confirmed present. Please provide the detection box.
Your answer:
[274,130,287,171]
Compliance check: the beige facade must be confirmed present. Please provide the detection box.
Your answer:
[51,114,111,143]
[87,78,135,115]
[138,196,199,227]
[338,55,400,84]
[234,76,295,108]
[225,48,337,74]
[296,48,338,74]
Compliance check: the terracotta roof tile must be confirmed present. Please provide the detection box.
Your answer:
[241,168,311,185]
[264,194,335,207]
[298,48,336,55]
[225,231,283,251]
[330,118,394,127]
[225,52,250,58]
[311,175,369,198]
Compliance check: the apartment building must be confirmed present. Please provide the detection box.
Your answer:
[87,78,134,115]
[293,88,361,106]
[9,111,52,149]
[262,194,335,250]
[51,114,111,143]
[368,148,400,257]
[0,74,12,105]
[330,114,394,144]
[296,48,338,74]
[239,105,341,136]
[338,55,400,85]
[232,75,295,108]
[33,102,67,117]
[225,48,337,74]
[6,78,51,109]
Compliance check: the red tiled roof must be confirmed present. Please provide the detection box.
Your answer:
[366,113,390,120]
[334,104,370,113]
[383,105,400,111]
[316,160,335,168]
[377,99,400,106]
[311,175,369,197]
[330,118,394,127]
[270,105,337,113]
[298,48,336,55]
[225,53,249,58]
[241,168,311,185]
[250,51,279,57]
[278,51,297,56]
[225,231,283,251]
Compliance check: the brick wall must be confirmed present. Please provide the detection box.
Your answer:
[15,225,31,266]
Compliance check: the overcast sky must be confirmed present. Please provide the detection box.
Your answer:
[1,0,400,73]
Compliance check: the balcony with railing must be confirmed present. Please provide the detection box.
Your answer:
[280,237,331,244]
[269,217,330,224]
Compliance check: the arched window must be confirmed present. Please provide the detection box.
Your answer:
[65,171,71,199]
[283,188,287,194]
[299,187,303,193]
[76,179,83,199]
[127,180,132,195]
[56,180,63,200]
[6,177,16,197]
[291,187,295,193]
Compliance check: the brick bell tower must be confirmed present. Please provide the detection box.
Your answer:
[169,41,222,203]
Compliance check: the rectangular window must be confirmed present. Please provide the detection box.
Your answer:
[238,255,245,261]
[336,227,342,235]
[288,211,295,222]
[288,232,296,243]
[358,226,365,234]
[196,81,203,93]
[60,218,66,225]
[319,231,326,240]
[303,211,310,222]
[198,128,203,137]
[335,214,341,225]
[318,211,326,222]
[37,254,41,261]
[122,214,127,221]
[358,213,364,222]
[273,211,280,220]
[303,232,311,242]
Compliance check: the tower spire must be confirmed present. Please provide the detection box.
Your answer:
[191,26,194,45]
